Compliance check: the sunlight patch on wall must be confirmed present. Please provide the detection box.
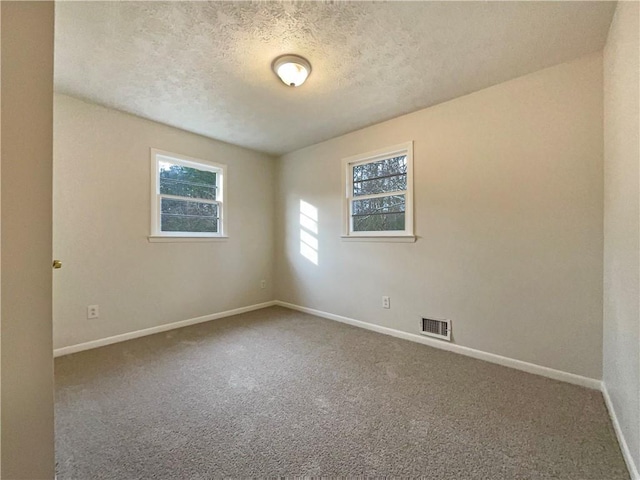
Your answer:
[300,200,319,265]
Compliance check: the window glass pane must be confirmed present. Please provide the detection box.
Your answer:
[161,198,218,233]
[352,194,405,231]
[353,155,407,196]
[159,162,216,200]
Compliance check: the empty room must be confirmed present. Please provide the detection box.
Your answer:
[1,0,639,479]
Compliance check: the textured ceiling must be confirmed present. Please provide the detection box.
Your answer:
[54,1,615,156]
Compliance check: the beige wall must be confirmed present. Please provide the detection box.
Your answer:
[276,53,604,380]
[1,2,55,478]
[603,1,640,475]
[53,94,276,349]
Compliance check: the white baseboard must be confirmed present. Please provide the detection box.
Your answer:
[602,383,640,480]
[56,299,603,391]
[53,301,277,357]
[54,299,634,478]
[274,300,602,391]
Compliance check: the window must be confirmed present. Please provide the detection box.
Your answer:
[343,142,414,240]
[150,149,226,238]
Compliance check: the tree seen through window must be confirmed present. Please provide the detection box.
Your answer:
[159,163,218,233]
[351,155,407,231]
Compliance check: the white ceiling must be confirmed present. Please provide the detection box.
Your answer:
[54,1,615,156]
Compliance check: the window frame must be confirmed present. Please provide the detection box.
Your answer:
[149,148,227,239]
[342,141,414,241]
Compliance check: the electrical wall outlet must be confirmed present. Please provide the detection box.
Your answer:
[260,280,267,289]
[382,296,390,309]
[87,305,99,319]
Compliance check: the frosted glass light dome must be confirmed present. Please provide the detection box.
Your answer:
[272,55,312,87]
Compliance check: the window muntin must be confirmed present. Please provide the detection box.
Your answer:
[352,194,406,232]
[151,150,226,237]
[159,163,217,199]
[352,155,407,196]
[343,142,413,237]
[160,198,218,233]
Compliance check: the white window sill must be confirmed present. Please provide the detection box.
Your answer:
[148,236,229,243]
[341,235,416,243]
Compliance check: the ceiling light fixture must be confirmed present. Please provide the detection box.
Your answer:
[272,54,312,87]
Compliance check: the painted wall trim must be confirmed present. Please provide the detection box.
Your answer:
[53,301,277,357]
[56,300,603,391]
[602,383,640,480]
[275,301,602,390]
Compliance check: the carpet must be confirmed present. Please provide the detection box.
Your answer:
[55,306,629,479]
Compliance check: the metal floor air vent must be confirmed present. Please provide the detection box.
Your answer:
[421,317,451,341]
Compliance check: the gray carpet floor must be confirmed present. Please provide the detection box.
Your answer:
[55,306,629,479]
